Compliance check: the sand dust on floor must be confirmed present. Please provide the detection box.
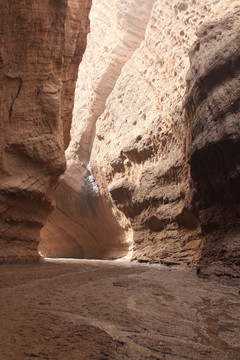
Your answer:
[0,259,239,359]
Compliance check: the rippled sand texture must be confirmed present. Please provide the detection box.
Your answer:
[0,260,239,359]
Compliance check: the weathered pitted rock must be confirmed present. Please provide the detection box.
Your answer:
[0,0,91,263]
[39,0,155,259]
[184,8,240,277]
[91,0,238,266]
[40,0,239,275]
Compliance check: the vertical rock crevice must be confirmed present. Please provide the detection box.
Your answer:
[8,77,23,121]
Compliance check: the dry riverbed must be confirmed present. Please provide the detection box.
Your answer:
[0,259,239,359]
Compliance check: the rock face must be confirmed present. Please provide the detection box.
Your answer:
[92,0,204,266]
[184,8,240,277]
[0,0,91,263]
[91,0,239,268]
[39,0,156,259]
[40,0,239,276]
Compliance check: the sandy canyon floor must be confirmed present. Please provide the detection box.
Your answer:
[0,259,239,360]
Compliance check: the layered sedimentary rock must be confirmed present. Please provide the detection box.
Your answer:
[0,0,91,263]
[184,8,240,277]
[41,0,239,276]
[92,1,239,270]
[92,0,239,267]
[39,0,155,258]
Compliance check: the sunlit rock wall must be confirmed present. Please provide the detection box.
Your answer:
[91,0,239,269]
[41,0,239,277]
[40,0,155,259]
[0,0,91,263]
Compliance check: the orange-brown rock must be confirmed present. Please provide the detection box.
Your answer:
[39,0,155,259]
[184,8,240,277]
[92,0,238,266]
[40,0,239,277]
[0,0,91,263]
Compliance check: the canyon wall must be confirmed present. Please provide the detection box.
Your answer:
[0,0,91,263]
[92,0,239,275]
[39,0,156,259]
[185,9,240,277]
[40,0,239,276]
[92,0,205,266]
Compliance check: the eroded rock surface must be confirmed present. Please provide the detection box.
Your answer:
[92,0,239,268]
[39,0,155,259]
[0,0,91,263]
[40,0,239,276]
[184,8,240,277]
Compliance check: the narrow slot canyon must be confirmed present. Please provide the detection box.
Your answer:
[0,0,239,359]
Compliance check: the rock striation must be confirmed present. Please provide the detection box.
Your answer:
[41,0,239,276]
[91,0,240,269]
[0,0,91,263]
[185,8,240,277]
[39,0,155,259]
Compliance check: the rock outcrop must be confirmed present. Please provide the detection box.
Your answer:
[185,8,240,277]
[0,0,91,263]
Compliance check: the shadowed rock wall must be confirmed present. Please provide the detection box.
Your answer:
[184,9,240,277]
[0,0,91,263]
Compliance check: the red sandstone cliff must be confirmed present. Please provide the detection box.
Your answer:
[0,0,91,263]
